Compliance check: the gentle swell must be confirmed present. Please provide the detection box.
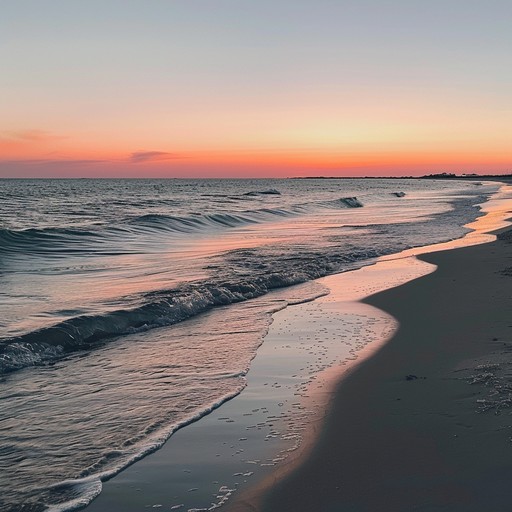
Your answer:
[0,209,299,258]
[125,212,261,231]
[0,198,363,257]
[0,227,108,257]
[124,205,312,233]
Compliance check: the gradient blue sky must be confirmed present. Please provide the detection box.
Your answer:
[1,0,511,177]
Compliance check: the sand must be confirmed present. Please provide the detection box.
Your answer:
[227,228,512,512]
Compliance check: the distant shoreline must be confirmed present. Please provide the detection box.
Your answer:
[292,173,512,180]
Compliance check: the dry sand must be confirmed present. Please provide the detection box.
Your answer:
[229,228,512,512]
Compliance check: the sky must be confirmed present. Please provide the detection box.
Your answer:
[1,0,511,178]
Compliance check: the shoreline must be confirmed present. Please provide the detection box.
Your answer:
[229,199,512,510]
[83,185,511,511]
[226,184,512,512]
[83,264,408,512]
[253,235,512,511]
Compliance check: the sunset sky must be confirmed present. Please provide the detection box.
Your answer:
[1,0,511,177]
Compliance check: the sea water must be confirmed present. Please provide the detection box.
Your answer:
[0,178,496,511]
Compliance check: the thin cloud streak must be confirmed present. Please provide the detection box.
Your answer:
[129,151,187,163]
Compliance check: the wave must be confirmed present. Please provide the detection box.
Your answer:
[0,210,288,258]
[121,208,300,236]
[69,195,366,239]
[125,212,259,231]
[243,189,281,196]
[202,189,281,199]
[0,243,384,375]
[0,195,368,259]
[0,227,110,258]
[320,196,364,209]
[340,196,364,207]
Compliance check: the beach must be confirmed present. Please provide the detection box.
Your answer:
[84,244,429,512]
[83,187,512,512]
[4,2,512,510]
[2,179,510,511]
[227,225,512,511]
[3,178,497,511]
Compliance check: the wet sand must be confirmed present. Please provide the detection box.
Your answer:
[231,228,512,512]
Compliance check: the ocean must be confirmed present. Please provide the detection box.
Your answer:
[0,178,497,511]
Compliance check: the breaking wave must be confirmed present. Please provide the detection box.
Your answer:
[0,245,385,374]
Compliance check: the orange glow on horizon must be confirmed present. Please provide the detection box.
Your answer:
[2,148,511,178]
[1,129,511,178]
